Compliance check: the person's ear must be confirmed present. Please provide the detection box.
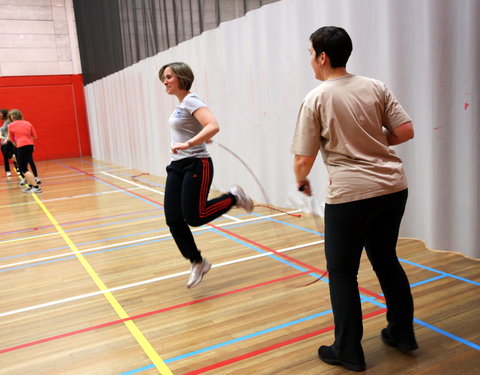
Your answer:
[319,51,328,65]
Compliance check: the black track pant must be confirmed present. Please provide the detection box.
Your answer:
[1,142,16,172]
[324,189,414,363]
[17,145,38,176]
[164,157,235,263]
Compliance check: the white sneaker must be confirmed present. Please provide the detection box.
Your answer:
[22,186,42,194]
[230,185,254,213]
[31,186,42,193]
[6,171,11,177]
[187,259,211,288]
[35,177,41,184]
[19,178,26,186]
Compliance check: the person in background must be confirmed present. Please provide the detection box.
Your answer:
[159,62,254,288]
[291,26,417,372]
[0,108,18,178]
[7,109,42,193]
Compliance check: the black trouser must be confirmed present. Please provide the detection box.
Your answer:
[1,142,15,172]
[17,145,38,177]
[164,157,235,263]
[324,189,413,363]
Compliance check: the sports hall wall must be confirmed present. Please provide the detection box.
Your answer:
[86,0,479,258]
[0,0,90,161]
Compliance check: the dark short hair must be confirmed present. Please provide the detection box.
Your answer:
[0,109,8,119]
[310,26,353,68]
[158,62,194,90]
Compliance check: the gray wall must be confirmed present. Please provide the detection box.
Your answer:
[0,0,81,76]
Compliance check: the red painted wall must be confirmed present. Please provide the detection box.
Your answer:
[0,74,91,161]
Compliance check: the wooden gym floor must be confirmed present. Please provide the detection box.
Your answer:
[0,157,478,375]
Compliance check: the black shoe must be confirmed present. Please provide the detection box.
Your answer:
[381,328,418,352]
[318,345,366,372]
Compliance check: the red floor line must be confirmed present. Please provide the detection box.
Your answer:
[183,308,388,375]
[68,165,166,207]
[65,166,387,340]
[2,163,391,372]
[209,223,386,302]
[0,271,309,355]
[0,208,161,237]
[71,164,386,303]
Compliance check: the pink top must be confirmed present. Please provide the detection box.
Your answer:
[8,120,37,148]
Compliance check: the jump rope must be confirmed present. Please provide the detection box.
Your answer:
[130,140,329,286]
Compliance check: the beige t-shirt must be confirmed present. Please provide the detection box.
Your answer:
[291,74,411,204]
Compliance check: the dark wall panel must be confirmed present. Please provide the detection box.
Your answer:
[73,0,279,84]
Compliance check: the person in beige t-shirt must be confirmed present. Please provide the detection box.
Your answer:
[291,26,417,372]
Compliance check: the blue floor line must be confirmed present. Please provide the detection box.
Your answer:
[414,318,480,350]
[117,309,334,375]
[400,258,480,286]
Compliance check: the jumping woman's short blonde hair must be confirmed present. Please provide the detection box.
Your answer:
[158,62,194,90]
[8,109,23,121]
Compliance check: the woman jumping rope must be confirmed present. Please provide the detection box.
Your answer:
[159,62,254,288]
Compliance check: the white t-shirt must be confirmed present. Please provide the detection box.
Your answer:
[169,93,210,161]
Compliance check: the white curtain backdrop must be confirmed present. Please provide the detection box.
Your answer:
[84,0,479,258]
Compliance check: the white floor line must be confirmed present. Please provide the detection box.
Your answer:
[221,214,242,222]
[93,167,133,173]
[102,171,164,195]
[0,240,323,318]
[0,211,303,270]
[34,172,95,180]
[44,187,144,202]
[0,232,60,245]
[0,187,144,210]
[100,171,303,223]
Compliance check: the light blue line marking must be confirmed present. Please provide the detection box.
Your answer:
[0,237,173,272]
[118,303,354,374]
[307,271,330,283]
[400,258,480,286]
[261,215,324,236]
[410,275,447,288]
[57,159,113,172]
[0,208,162,242]
[165,309,333,363]
[378,274,449,297]
[118,364,154,375]
[0,219,268,272]
[209,227,307,273]
[119,172,166,188]
[361,295,386,307]
[0,227,171,262]
[118,295,477,375]
[0,215,166,250]
[55,161,85,175]
[58,162,162,208]
[0,228,35,236]
[414,318,480,350]
[10,166,480,369]
[58,215,164,233]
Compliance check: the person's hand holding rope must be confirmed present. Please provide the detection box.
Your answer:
[297,179,312,196]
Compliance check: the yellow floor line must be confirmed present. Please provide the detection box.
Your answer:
[31,193,173,375]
